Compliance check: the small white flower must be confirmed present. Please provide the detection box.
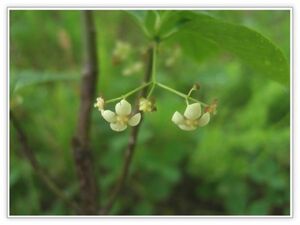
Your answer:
[94,97,105,111]
[101,99,141,132]
[171,103,210,131]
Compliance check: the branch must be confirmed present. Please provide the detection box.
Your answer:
[71,10,99,214]
[10,110,80,213]
[100,46,154,214]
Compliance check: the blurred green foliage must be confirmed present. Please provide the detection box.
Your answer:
[9,10,290,215]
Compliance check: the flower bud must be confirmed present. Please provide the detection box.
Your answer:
[192,83,200,91]
[94,97,105,111]
[139,97,156,112]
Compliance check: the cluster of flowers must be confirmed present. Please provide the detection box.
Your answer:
[112,41,182,77]
[94,97,215,132]
[112,41,144,77]
[96,41,216,132]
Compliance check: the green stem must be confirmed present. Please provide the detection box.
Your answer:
[160,27,180,41]
[152,42,158,83]
[147,83,156,98]
[185,97,189,106]
[147,42,158,98]
[185,86,196,105]
[106,81,152,104]
[154,11,162,33]
[104,42,208,108]
[187,87,195,98]
[156,82,208,106]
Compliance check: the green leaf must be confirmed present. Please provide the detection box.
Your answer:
[126,11,151,37]
[127,10,191,40]
[172,12,290,86]
[128,10,289,86]
[126,10,148,24]
[126,10,147,27]
[168,31,219,63]
[10,70,80,95]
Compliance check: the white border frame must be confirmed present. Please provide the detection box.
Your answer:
[3,4,294,224]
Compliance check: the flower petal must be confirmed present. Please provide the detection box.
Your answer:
[110,122,127,132]
[101,110,116,123]
[115,99,132,116]
[178,124,197,131]
[171,111,184,125]
[128,113,141,126]
[184,103,201,120]
[198,112,210,127]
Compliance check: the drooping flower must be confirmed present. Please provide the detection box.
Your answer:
[139,97,156,112]
[101,99,141,132]
[94,97,105,111]
[171,103,210,131]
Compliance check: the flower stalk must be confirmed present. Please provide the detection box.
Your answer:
[105,81,152,104]
[156,82,208,106]
[147,41,158,98]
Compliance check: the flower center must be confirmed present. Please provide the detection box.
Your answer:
[117,115,129,125]
[185,119,198,127]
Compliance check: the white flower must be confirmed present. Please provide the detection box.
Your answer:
[94,97,105,111]
[101,99,141,132]
[171,103,210,131]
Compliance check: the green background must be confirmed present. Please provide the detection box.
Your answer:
[9,10,290,215]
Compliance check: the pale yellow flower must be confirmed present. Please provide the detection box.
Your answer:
[171,103,210,131]
[101,99,141,132]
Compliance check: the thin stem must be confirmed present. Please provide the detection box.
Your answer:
[154,11,162,32]
[105,81,152,104]
[187,87,195,98]
[152,42,158,83]
[147,83,156,98]
[105,42,158,103]
[160,27,180,41]
[185,86,196,106]
[100,45,155,215]
[185,97,189,106]
[156,82,208,106]
[147,42,158,98]
[71,10,99,214]
[10,111,80,213]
